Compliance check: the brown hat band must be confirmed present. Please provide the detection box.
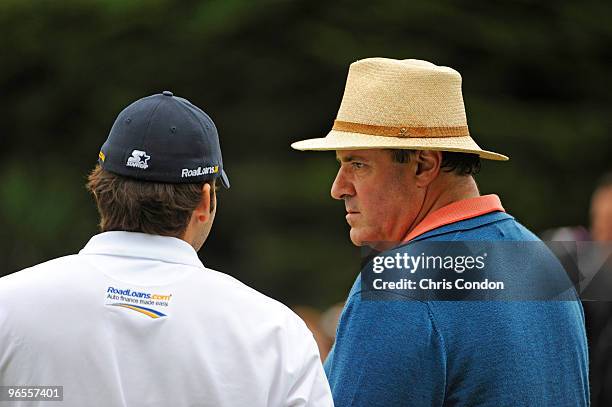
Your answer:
[332,120,469,138]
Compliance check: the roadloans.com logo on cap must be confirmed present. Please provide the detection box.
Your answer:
[181,166,219,178]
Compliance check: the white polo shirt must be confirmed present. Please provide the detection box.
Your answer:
[0,232,333,407]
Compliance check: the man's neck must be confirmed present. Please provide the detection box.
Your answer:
[406,175,480,237]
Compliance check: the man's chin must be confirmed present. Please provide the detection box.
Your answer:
[349,229,395,251]
[349,229,376,248]
[348,228,362,244]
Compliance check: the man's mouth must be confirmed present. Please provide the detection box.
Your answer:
[346,211,360,222]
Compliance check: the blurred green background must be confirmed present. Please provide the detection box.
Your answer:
[1,0,610,309]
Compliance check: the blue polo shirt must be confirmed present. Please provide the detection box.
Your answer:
[324,206,589,406]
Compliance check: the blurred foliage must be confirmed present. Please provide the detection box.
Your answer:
[0,0,610,308]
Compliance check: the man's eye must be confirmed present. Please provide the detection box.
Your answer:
[351,162,365,169]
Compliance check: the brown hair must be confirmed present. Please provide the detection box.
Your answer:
[86,165,214,238]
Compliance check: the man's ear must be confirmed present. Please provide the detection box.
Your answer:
[195,183,212,223]
[413,150,442,188]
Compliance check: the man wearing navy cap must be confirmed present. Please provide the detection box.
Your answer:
[0,92,333,406]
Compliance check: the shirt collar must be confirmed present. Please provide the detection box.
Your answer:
[79,231,205,269]
[403,194,505,242]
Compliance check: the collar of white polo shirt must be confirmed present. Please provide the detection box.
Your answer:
[79,231,204,269]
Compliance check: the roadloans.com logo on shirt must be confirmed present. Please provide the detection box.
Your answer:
[105,286,172,319]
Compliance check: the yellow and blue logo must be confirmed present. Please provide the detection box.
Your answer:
[110,303,167,319]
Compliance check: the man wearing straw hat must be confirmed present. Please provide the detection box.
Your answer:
[292,58,589,406]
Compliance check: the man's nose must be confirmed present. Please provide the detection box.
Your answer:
[331,167,354,200]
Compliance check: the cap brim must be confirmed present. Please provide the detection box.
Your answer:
[291,130,509,161]
[220,169,230,189]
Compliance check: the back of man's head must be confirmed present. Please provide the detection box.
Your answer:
[87,166,214,238]
[88,91,229,245]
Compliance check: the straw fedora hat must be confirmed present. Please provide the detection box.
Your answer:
[291,58,508,161]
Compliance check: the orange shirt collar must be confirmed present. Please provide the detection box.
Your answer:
[403,194,505,242]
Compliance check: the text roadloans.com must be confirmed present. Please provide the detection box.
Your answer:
[373,278,505,290]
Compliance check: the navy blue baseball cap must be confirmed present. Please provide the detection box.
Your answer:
[98,91,229,188]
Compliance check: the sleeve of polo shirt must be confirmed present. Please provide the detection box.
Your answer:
[324,295,446,407]
[283,315,334,407]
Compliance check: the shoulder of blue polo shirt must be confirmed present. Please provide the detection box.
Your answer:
[407,211,524,242]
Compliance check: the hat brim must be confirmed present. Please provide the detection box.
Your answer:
[220,169,230,189]
[291,130,509,161]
